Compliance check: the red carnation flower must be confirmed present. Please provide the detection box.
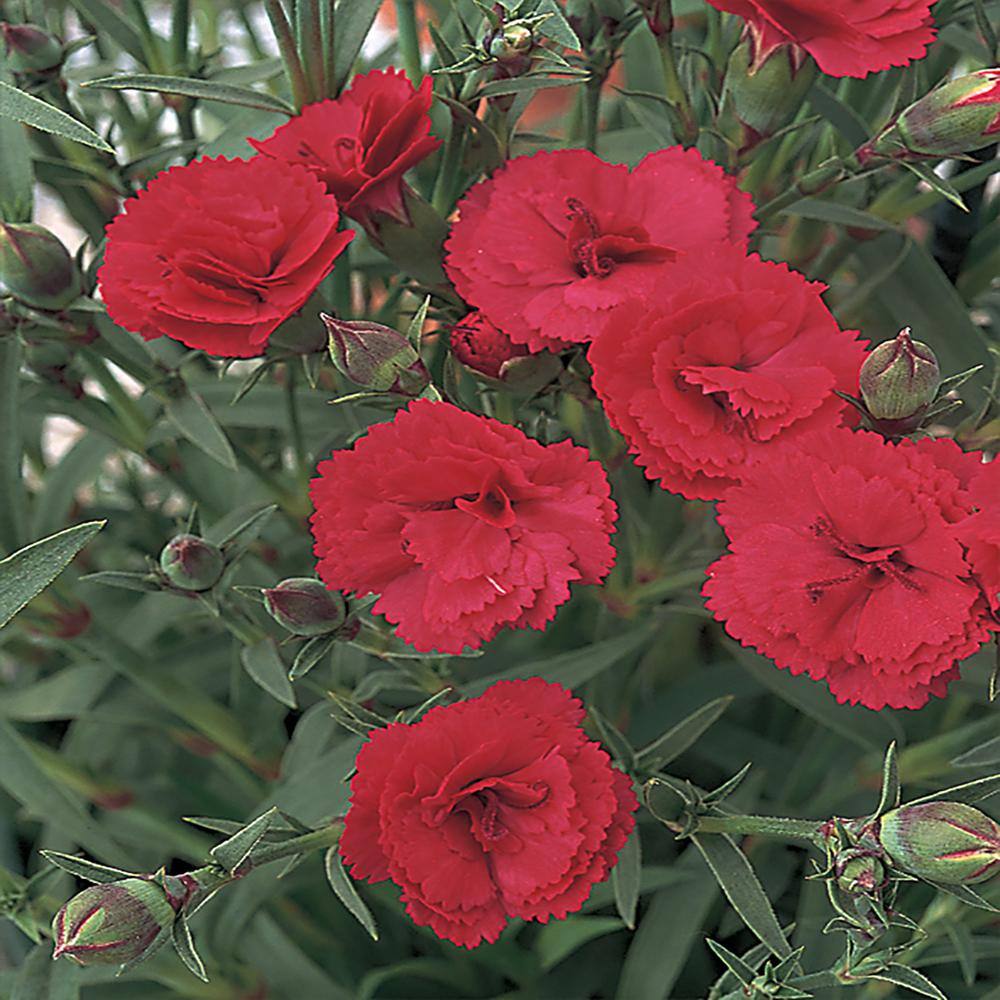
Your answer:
[444,148,755,352]
[99,157,352,358]
[704,429,998,710]
[588,245,866,501]
[705,0,936,78]
[249,68,441,225]
[340,678,638,948]
[956,456,1000,613]
[309,400,616,653]
[450,311,531,379]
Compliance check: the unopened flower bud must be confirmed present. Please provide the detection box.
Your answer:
[450,311,530,381]
[490,23,533,62]
[834,847,886,895]
[323,314,430,395]
[723,39,816,147]
[159,534,225,592]
[1,22,63,73]
[859,327,940,434]
[263,578,348,636]
[52,878,176,967]
[861,69,1000,162]
[879,801,1000,885]
[0,223,81,311]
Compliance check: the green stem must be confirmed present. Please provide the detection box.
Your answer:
[694,813,825,845]
[394,0,423,83]
[296,0,326,103]
[657,13,697,146]
[284,363,308,482]
[251,821,343,865]
[755,158,849,223]
[263,0,310,109]
[431,113,466,215]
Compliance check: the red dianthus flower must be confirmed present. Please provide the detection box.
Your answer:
[340,678,638,948]
[309,400,616,653]
[99,156,352,357]
[588,245,866,501]
[249,68,440,225]
[956,457,1000,613]
[705,0,936,78]
[444,148,755,352]
[450,311,531,380]
[704,429,998,710]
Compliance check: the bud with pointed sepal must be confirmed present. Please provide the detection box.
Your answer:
[859,69,1000,163]
[323,314,430,396]
[1,22,64,73]
[0,223,81,312]
[159,534,225,592]
[858,327,940,436]
[51,878,176,967]
[722,38,816,153]
[834,847,887,895]
[878,801,1000,885]
[263,578,349,637]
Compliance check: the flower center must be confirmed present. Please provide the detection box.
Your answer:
[563,197,676,279]
[455,478,516,529]
[804,517,922,603]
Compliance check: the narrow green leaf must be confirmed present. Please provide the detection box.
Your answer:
[40,851,139,885]
[867,964,947,999]
[945,920,977,986]
[590,706,637,770]
[0,104,33,222]
[83,73,296,116]
[0,82,113,153]
[533,0,581,49]
[924,879,1000,912]
[214,503,277,552]
[782,197,898,232]
[478,74,584,99]
[0,663,111,721]
[906,773,1000,807]
[868,741,900,822]
[902,162,967,211]
[289,635,335,680]
[611,826,641,930]
[242,639,297,709]
[808,82,870,147]
[706,938,756,987]
[164,391,238,470]
[332,0,382,91]
[637,695,734,772]
[80,570,162,593]
[66,0,146,61]
[691,833,792,959]
[171,914,209,982]
[210,808,279,873]
[0,521,105,629]
[324,846,378,940]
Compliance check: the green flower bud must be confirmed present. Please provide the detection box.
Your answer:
[263,578,348,636]
[1,22,64,73]
[860,69,1000,162]
[723,39,816,147]
[879,801,1000,885]
[0,223,81,311]
[323,314,430,396]
[858,327,940,434]
[834,847,886,895]
[159,534,225,592]
[51,878,175,967]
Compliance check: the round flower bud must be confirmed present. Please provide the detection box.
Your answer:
[859,327,940,433]
[879,801,1000,885]
[158,534,225,592]
[450,311,530,381]
[1,22,64,73]
[834,847,887,895]
[322,313,431,396]
[0,223,82,312]
[723,39,816,147]
[862,69,1000,162]
[51,878,175,967]
[263,578,348,636]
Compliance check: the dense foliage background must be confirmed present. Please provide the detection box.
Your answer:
[1,0,999,997]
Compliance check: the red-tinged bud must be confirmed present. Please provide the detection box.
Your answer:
[1,22,63,73]
[858,327,940,435]
[158,534,225,592]
[450,311,530,380]
[263,578,349,636]
[51,878,175,967]
[860,69,1000,163]
[323,314,430,396]
[723,38,815,150]
[0,223,82,311]
[834,847,887,895]
[879,801,1000,885]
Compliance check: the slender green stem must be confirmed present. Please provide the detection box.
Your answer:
[581,75,602,153]
[755,158,849,223]
[284,363,308,480]
[297,0,326,103]
[332,239,352,317]
[170,0,190,72]
[322,0,337,97]
[263,0,310,109]
[394,0,423,83]
[432,114,466,215]
[657,10,697,146]
[252,821,344,865]
[694,812,825,845]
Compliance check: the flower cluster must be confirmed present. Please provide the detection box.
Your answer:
[340,678,637,947]
[99,69,439,358]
